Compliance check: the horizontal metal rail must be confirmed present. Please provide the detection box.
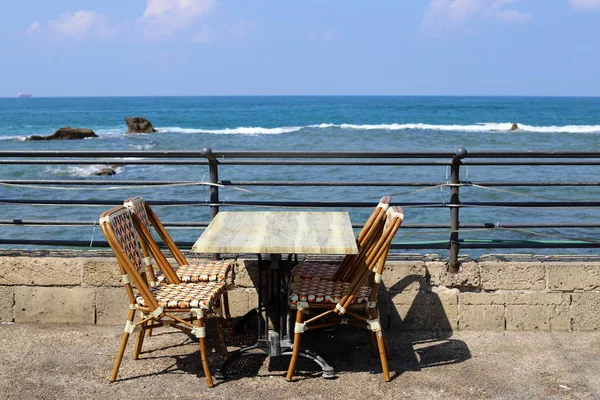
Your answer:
[3,147,600,271]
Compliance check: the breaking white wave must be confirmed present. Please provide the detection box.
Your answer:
[95,128,125,136]
[48,164,124,177]
[332,122,600,133]
[128,143,156,150]
[158,126,303,135]
[154,122,600,135]
[0,135,28,141]
[4,122,600,141]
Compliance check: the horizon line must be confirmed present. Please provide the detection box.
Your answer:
[2,94,600,99]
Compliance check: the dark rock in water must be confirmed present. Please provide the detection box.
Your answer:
[125,117,157,133]
[92,164,121,176]
[510,123,519,131]
[27,127,98,141]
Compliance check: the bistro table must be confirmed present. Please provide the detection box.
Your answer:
[192,211,358,379]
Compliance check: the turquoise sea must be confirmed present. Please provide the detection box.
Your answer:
[1,96,600,256]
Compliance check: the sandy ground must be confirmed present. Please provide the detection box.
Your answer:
[1,321,600,400]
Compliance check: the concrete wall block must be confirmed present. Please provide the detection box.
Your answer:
[14,286,95,324]
[390,290,458,331]
[547,264,600,291]
[505,291,570,306]
[232,259,259,288]
[81,258,122,287]
[226,288,257,317]
[480,262,546,290]
[95,287,130,325]
[381,260,427,292]
[551,306,571,331]
[459,292,506,305]
[0,286,14,322]
[572,292,600,330]
[0,257,81,286]
[427,261,480,289]
[506,305,551,331]
[458,304,505,330]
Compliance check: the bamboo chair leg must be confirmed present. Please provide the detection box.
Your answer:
[375,330,391,382]
[147,319,154,337]
[133,320,148,360]
[286,309,304,382]
[216,313,229,358]
[368,331,379,358]
[197,317,214,387]
[222,292,233,332]
[110,308,135,382]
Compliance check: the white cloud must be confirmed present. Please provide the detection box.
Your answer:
[142,0,217,38]
[26,22,41,33]
[570,0,600,9]
[422,0,533,32]
[27,10,115,39]
[49,10,107,37]
[144,0,216,19]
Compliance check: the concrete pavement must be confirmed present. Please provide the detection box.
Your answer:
[2,322,600,399]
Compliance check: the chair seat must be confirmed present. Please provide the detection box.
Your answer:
[289,280,372,307]
[291,261,338,282]
[155,260,233,283]
[136,281,226,309]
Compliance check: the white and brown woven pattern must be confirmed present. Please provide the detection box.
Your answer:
[107,208,144,272]
[176,260,233,282]
[136,281,226,309]
[124,197,153,233]
[291,262,338,282]
[289,280,371,306]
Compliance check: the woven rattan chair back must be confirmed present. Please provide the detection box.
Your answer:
[100,206,161,310]
[331,196,391,281]
[124,196,188,266]
[335,206,404,315]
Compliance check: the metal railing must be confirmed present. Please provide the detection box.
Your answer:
[2,147,600,272]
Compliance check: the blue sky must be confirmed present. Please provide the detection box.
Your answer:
[1,0,599,97]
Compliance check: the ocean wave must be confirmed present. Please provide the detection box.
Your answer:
[47,164,124,177]
[95,128,125,136]
[332,122,600,133]
[128,143,156,150]
[0,135,28,141]
[3,122,600,141]
[158,126,302,135]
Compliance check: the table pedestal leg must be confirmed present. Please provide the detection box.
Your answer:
[216,254,335,380]
[280,347,336,379]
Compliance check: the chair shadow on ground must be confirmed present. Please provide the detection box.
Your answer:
[128,271,470,383]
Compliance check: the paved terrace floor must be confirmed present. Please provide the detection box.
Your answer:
[1,322,600,400]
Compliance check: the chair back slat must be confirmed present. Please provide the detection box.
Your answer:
[124,196,188,267]
[332,196,391,282]
[336,206,404,313]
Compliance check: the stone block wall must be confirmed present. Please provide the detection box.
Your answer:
[381,254,600,331]
[2,250,600,331]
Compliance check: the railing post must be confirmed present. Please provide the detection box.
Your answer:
[201,147,220,260]
[448,147,467,273]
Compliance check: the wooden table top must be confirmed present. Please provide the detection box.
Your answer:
[191,211,358,255]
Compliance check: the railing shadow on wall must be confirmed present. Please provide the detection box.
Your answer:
[3,147,600,272]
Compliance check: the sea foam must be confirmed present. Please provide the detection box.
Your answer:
[158,126,303,135]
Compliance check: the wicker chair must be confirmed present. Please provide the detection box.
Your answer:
[291,196,391,282]
[124,196,234,329]
[100,206,228,387]
[286,206,404,382]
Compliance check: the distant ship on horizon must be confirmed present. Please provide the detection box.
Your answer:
[17,92,32,98]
